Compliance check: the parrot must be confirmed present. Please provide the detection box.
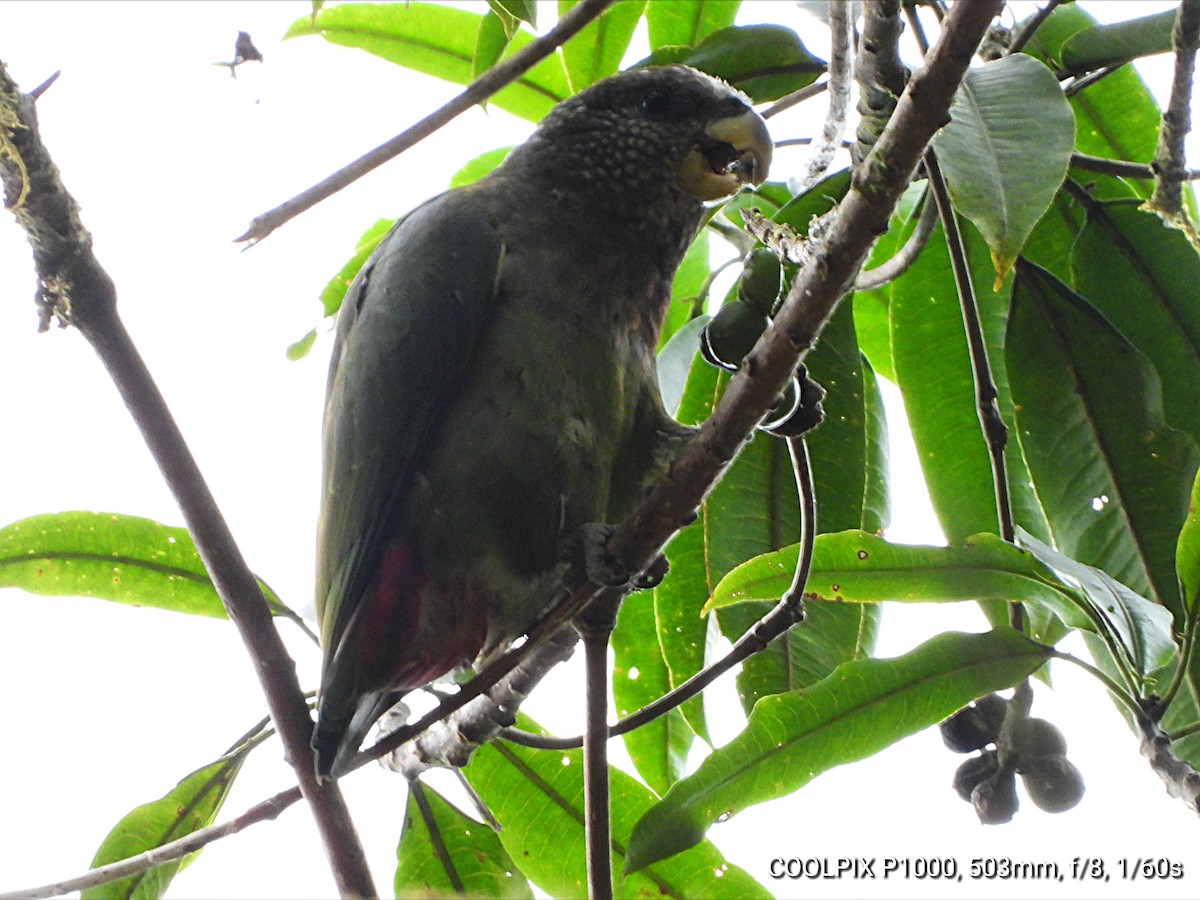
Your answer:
[312,64,773,779]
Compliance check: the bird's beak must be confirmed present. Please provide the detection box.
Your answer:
[679,107,773,202]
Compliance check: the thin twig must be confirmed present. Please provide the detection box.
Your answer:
[0,787,304,900]
[0,61,376,899]
[1008,0,1065,56]
[763,79,828,119]
[236,0,617,245]
[924,148,1020,632]
[799,1,853,189]
[28,70,59,100]
[578,596,620,900]
[1064,64,1123,97]
[854,187,937,290]
[904,3,932,56]
[1147,0,1200,228]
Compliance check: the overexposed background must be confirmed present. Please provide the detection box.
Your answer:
[1,2,1197,897]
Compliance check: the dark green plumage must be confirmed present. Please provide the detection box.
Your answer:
[313,65,772,777]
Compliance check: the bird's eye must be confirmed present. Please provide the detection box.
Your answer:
[640,88,672,117]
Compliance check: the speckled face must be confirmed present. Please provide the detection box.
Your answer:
[509,65,772,208]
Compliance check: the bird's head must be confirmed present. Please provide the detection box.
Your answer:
[505,65,772,214]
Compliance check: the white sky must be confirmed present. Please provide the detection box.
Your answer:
[1,2,1198,898]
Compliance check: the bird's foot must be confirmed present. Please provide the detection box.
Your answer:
[564,523,669,591]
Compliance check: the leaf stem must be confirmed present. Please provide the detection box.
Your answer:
[1146,0,1200,233]
[0,61,376,899]
[1051,649,1146,722]
[924,148,1020,631]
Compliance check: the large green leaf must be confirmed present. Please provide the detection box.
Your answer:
[889,216,1049,546]
[83,751,247,900]
[1006,262,1199,621]
[285,3,570,122]
[931,53,1075,286]
[1026,4,1162,195]
[640,25,825,102]
[1018,529,1177,680]
[0,512,303,627]
[612,591,693,796]
[1165,469,1200,766]
[625,630,1051,872]
[646,0,740,49]
[449,146,514,189]
[1061,9,1178,73]
[395,782,532,899]
[658,231,711,351]
[710,530,1101,648]
[488,0,536,32]
[463,718,770,899]
[1071,199,1200,445]
[851,182,928,383]
[559,0,645,91]
[1177,466,1200,621]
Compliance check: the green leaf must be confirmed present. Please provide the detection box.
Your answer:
[646,0,740,49]
[1007,261,1200,621]
[657,314,709,416]
[641,25,825,102]
[889,216,1049,546]
[395,782,532,899]
[1025,4,1162,191]
[0,511,299,624]
[659,230,710,350]
[1018,529,1177,678]
[286,327,318,361]
[931,53,1075,286]
[464,717,771,899]
[474,11,512,80]
[1061,9,1178,73]
[559,0,645,91]
[852,182,928,383]
[449,146,513,188]
[712,531,1059,650]
[84,751,247,900]
[625,629,1051,873]
[612,592,693,795]
[653,493,714,740]
[1070,199,1200,445]
[1177,466,1200,622]
[712,530,1059,605]
[286,3,570,122]
[319,218,395,318]
[488,0,536,33]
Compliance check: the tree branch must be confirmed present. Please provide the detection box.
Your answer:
[1147,0,1200,232]
[0,62,376,899]
[799,1,854,189]
[854,0,908,166]
[603,0,1004,586]
[235,0,617,245]
[854,187,937,290]
[0,786,304,900]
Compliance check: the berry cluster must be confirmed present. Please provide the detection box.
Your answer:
[941,690,1085,824]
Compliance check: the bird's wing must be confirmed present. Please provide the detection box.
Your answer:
[315,189,503,666]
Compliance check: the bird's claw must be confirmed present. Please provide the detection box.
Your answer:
[564,523,669,591]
